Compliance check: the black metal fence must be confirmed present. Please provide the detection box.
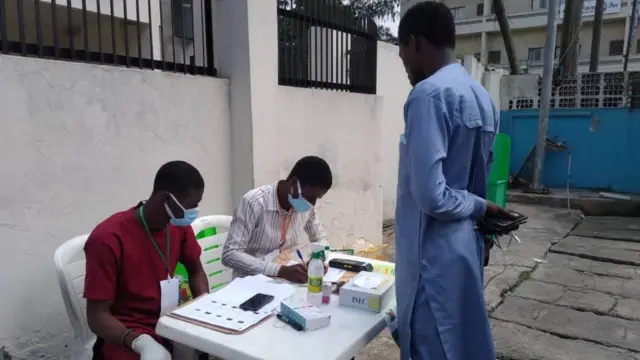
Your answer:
[0,0,215,76]
[277,0,377,94]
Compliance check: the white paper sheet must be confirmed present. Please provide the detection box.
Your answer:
[323,267,346,283]
[171,275,296,332]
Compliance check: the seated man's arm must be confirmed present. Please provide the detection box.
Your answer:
[304,209,329,246]
[180,227,208,297]
[405,92,486,221]
[84,233,140,349]
[222,198,280,276]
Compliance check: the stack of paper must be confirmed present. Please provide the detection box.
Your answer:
[171,274,296,332]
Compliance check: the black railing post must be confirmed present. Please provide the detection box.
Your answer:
[204,0,215,76]
[0,0,7,54]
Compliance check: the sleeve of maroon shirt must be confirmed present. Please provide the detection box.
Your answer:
[84,231,120,301]
[180,227,207,296]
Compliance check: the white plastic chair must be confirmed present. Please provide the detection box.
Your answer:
[190,215,233,291]
[54,234,94,360]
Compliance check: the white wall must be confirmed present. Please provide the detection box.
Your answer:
[377,42,412,220]
[258,86,384,247]
[0,55,232,359]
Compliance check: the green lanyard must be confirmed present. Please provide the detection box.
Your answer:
[139,206,171,277]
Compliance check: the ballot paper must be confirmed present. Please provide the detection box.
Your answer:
[171,275,296,332]
[323,267,346,283]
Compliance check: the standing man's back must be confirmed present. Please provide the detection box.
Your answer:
[394,2,506,360]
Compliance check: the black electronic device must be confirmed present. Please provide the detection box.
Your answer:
[478,209,528,235]
[328,258,374,273]
[239,293,275,312]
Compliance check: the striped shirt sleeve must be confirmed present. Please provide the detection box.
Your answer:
[304,209,329,245]
[222,196,281,277]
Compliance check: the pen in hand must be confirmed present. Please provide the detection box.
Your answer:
[295,249,307,268]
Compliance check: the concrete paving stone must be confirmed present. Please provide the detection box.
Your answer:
[492,297,640,352]
[492,320,639,360]
[550,236,640,267]
[561,236,640,251]
[484,265,530,311]
[572,217,640,242]
[532,265,640,300]
[543,253,640,279]
[511,280,616,314]
[613,297,640,322]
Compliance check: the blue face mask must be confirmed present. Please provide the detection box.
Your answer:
[164,193,200,226]
[288,180,313,213]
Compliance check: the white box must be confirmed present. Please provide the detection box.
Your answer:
[280,299,331,331]
[339,272,395,313]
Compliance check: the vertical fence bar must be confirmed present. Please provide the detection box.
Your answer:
[17,0,26,55]
[340,6,347,91]
[110,0,116,64]
[313,0,318,87]
[0,0,7,53]
[189,0,196,74]
[294,3,301,86]
[329,2,333,88]
[200,0,207,75]
[181,0,187,73]
[147,0,154,69]
[97,0,104,63]
[200,0,206,75]
[82,0,89,61]
[67,0,75,59]
[124,0,130,67]
[35,0,43,57]
[338,5,343,89]
[323,0,328,87]
[159,0,166,70]
[204,0,214,75]
[52,0,59,58]
[136,0,142,68]
[171,0,177,71]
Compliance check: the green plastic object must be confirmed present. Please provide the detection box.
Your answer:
[175,226,218,303]
[487,133,511,208]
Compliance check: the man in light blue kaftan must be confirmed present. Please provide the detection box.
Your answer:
[394,2,505,360]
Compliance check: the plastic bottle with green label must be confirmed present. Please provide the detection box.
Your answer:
[307,250,324,306]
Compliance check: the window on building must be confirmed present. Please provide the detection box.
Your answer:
[488,50,501,64]
[476,2,496,15]
[528,47,545,62]
[531,0,548,9]
[451,6,465,20]
[172,0,195,40]
[609,40,624,56]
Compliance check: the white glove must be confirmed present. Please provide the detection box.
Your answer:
[131,334,172,360]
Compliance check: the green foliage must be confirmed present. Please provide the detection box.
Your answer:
[278,0,399,42]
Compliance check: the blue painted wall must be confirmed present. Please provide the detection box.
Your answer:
[500,108,640,194]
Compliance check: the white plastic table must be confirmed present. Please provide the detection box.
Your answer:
[156,253,396,360]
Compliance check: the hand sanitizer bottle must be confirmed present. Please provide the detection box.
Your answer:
[307,251,324,306]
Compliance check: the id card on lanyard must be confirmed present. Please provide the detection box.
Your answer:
[265,211,293,263]
[139,206,180,316]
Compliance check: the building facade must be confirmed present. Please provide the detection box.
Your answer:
[401,0,640,74]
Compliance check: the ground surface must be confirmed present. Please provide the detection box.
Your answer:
[358,204,640,360]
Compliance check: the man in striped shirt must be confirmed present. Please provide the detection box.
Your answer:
[222,156,332,283]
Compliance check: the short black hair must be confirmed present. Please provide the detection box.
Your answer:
[287,156,332,190]
[398,1,455,50]
[152,160,205,197]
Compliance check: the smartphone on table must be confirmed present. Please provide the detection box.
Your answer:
[239,293,275,312]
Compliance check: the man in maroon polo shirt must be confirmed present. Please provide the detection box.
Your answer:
[84,161,209,360]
